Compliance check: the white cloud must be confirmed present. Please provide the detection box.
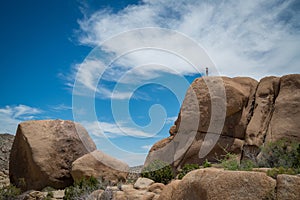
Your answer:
[82,120,154,138]
[76,0,300,81]
[122,153,147,167]
[165,116,178,124]
[141,145,152,151]
[0,105,42,134]
[50,104,72,111]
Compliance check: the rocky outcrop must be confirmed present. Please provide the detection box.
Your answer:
[276,174,300,200]
[265,74,300,143]
[244,76,280,146]
[145,76,258,169]
[85,181,164,200]
[71,150,129,184]
[109,182,163,200]
[145,74,300,168]
[0,133,14,188]
[158,168,276,200]
[244,74,300,161]
[16,189,65,200]
[157,180,180,200]
[9,120,96,191]
[0,133,14,175]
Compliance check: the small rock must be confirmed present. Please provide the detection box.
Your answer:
[24,191,46,200]
[88,189,104,200]
[120,184,134,191]
[147,183,165,194]
[52,189,65,199]
[134,178,154,189]
[107,186,120,191]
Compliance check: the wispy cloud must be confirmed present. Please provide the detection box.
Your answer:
[75,0,300,80]
[0,105,42,134]
[50,104,72,111]
[82,120,155,138]
[165,116,178,124]
[141,145,152,151]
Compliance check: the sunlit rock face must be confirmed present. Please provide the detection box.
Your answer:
[145,74,300,169]
[9,119,96,191]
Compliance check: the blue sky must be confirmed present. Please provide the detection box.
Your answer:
[0,0,299,166]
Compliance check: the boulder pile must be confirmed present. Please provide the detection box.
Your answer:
[145,74,300,169]
[9,120,128,191]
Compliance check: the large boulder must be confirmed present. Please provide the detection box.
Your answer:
[157,180,180,200]
[265,74,300,143]
[243,74,300,161]
[158,168,276,200]
[245,76,280,146]
[145,77,258,168]
[9,120,96,191]
[71,150,129,184]
[173,77,257,138]
[276,174,300,200]
[146,74,300,168]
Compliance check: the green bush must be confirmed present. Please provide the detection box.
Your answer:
[221,153,240,170]
[46,191,54,198]
[267,167,300,179]
[203,159,212,168]
[294,144,300,168]
[0,184,21,200]
[42,186,55,192]
[178,163,199,179]
[240,159,256,171]
[258,139,300,168]
[63,176,102,200]
[141,160,174,184]
[219,152,256,171]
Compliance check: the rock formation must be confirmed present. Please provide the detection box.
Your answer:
[244,74,300,160]
[158,168,276,200]
[276,174,300,200]
[71,150,129,184]
[145,74,300,169]
[145,76,258,169]
[0,133,14,175]
[0,133,14,188]
[9,120,96,191]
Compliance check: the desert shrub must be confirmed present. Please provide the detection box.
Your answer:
[178,163,200,179]
[141,160,174,184]
[64,176,102,200]
[221,153,240,170]
[294,144,300,168]
[0,184,21,200]
[46,191,54,198]
[258,139,300,168]
[42,186,55,192]
[267,167,300,179]
[240,159,257,171]
[203,159,212,168]
[219,152,256,171]
[41,186,55,200]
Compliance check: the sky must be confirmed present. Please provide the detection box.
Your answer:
[0,0,299,166]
